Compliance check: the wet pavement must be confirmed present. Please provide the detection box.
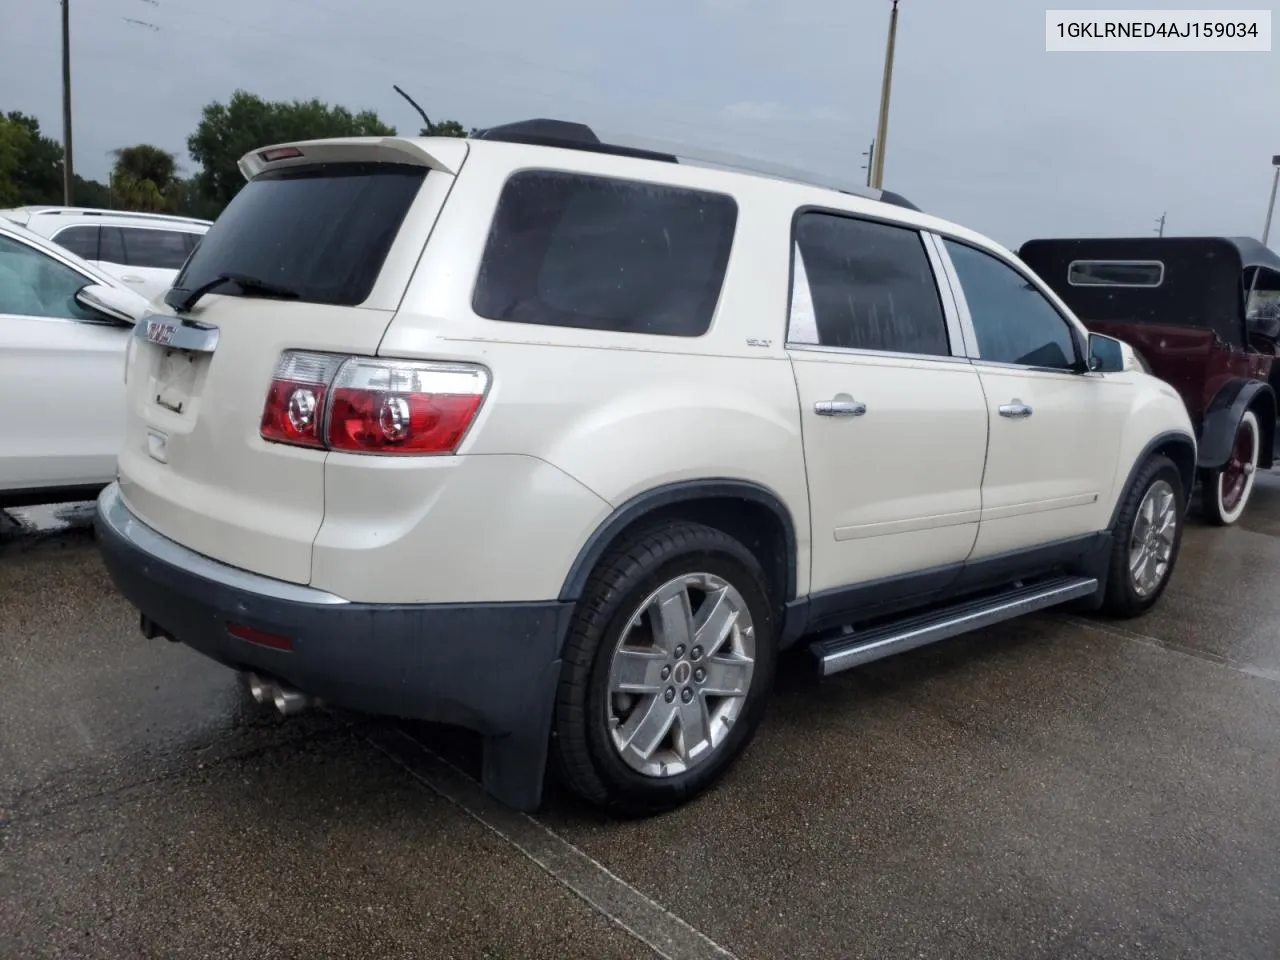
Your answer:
[2,485,1279,959]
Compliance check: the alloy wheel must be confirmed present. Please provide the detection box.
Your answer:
[606,572,756,778]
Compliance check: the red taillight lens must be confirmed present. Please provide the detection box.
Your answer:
[326,359,489,455]
[259,351,490,455]
[259,351,346,449]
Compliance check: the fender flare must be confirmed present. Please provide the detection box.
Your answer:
[557,479,799,603]
[1107,430,1198,528]
[1197,379,1276,471]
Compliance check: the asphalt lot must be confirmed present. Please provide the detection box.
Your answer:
[2,486,1279,959]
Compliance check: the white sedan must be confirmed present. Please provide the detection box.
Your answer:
[0,218,151,508]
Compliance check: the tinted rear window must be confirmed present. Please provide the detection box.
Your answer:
[170,163,426,307]
[121,228,192,270]
[472,170,737,337]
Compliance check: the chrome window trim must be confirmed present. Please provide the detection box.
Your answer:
[925,231,980,359]
[971,358,1088,377]
[786,342,972,365]
[920,231,971,359]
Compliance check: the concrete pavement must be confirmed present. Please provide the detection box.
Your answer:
[2,482,1278,958]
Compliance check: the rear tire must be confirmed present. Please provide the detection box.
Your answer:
[551,521,777,815]
[1101,454,1184,618]
[1201,409,1259,526]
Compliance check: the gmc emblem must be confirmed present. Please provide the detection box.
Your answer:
[146,320,177,346]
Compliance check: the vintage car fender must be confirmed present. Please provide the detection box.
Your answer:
[1198,378,1277,472]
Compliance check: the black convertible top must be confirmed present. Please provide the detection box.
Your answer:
[1018,235,1280,347]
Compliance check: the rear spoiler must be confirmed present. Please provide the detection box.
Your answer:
[237,136,469,182]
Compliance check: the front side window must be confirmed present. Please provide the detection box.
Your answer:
[944,239,1080,370]
[789,212,950,356]
[0,235,96,320]
[473,170,738,337]
[121,228,192,270]
[53,225,100,261]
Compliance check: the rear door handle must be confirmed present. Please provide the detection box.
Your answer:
[815,399,867,417]
[998,401,1033,419]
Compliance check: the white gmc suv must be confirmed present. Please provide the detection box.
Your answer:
[95,120,1197,815]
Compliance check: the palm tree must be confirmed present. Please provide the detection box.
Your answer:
[109,144,179,212]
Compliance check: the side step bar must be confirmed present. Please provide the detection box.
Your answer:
[810,575,1098,677]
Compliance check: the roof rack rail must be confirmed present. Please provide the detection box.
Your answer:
[470,118,920,212]
[23,206,213,225]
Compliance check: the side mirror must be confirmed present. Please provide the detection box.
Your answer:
[75,282,148,325]
[1087,332,1128,373]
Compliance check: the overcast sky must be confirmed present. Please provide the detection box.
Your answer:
[3,0,1277,249]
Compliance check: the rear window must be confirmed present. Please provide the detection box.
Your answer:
[472,170,737,337]
[169,162,426,307]
[1068,260,1164,287]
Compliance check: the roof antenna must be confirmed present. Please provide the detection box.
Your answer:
[392,84,431,133]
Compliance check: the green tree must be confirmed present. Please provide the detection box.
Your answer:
[0,112,63,204]
[420,119,470,138]
[0,111,113,209]
[72,174,112,208]
[187,90,396,212]
[109,144,180,212]
[0,118,24,206]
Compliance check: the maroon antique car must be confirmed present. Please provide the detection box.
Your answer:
[1019,236,1280,525]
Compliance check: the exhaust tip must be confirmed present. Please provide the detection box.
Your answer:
[272,685,311,716]
[246,672,274,704]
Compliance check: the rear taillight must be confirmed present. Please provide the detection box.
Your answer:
[260,352,346,449]
[259,351,490,456]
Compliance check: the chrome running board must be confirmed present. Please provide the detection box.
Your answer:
[811,575,1098,677]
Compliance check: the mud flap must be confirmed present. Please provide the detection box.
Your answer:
[480,658,563,812]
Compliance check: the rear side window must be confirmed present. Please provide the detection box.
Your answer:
[100,227,126,264]
[789,212,950,356]
[472,170,737,337]
[121,228,192,269]
[54,225,99,261]
[170,163,427,307]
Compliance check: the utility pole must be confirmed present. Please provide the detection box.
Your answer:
[861,138,875,187]
[61,0,74,205]
[869,0,900,190]
[1262,155,1280,246]
[1154,212,1166,237]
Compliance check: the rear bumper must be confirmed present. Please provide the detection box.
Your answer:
[93,482,572,809]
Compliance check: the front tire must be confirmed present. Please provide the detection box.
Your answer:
[1201,409,1260,526]
[552,521,777,815]
[1101,454,1184,618]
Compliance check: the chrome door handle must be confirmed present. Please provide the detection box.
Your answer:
[998,401,1033,419]
[815,399,867,417]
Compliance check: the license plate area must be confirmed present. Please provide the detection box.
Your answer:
[137,315,219,417]
[154,349,199,413]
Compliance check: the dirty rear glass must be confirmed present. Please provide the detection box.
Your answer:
[169,162,426,307]
[472,170,738,337]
